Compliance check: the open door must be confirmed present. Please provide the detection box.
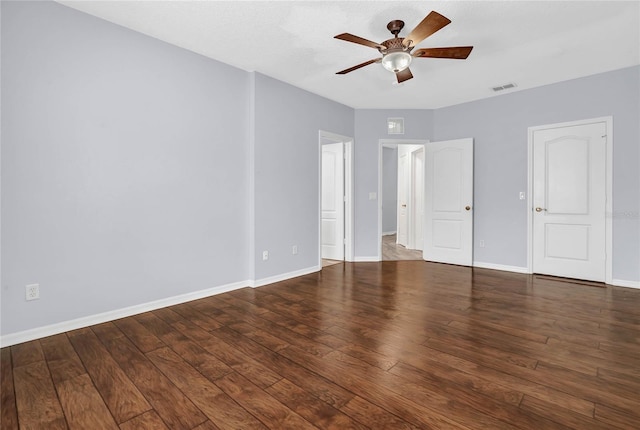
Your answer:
[321,142,345,260]
[423,138,473,266]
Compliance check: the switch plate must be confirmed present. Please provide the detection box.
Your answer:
[369,192,377,200]
[262,251,269,261]
[479,240,485,248]
[519,192,525,200]
[292,245,298,255]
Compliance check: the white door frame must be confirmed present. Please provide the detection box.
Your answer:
[408,146,425,250]
[319,130,354,263]
[526,116,613,284]
[378,139,428,260]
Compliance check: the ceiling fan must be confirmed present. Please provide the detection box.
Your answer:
[334,11,473,83]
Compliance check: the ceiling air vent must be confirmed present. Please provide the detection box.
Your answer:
[492,82,517,92]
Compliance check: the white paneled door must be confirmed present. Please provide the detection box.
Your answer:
[424,138,474,266]
[532,122,606,282]
[321,142,344,260]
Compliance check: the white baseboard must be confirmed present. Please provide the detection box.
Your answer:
[0,280,250,348]
[382,231,396,236]
[473,261,530,274]
[611,278,640,289]
[353,256,381,262]
[251,265,320,288]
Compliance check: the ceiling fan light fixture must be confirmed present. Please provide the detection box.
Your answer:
[381,50,412,72]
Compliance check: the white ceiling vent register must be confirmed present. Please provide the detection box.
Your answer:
[492,83,517,92]
[388,118,405,134]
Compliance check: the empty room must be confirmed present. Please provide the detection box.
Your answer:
[1,1,639,429]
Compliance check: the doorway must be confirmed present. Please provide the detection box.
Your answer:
[527,117,612,283]
[319,131,354,266]
[379,140,427,261]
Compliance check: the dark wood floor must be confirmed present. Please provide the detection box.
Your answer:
[2,261,640,429]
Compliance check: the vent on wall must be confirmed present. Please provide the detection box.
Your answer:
[492,82,517,92]
[388,118,404,134]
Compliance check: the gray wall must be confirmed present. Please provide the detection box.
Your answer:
[434,66,640,279]
[382,147,398,234]
[354,110,434,258]
[0,1,354,337]
[253,73,354,280]
[2,0,252,334]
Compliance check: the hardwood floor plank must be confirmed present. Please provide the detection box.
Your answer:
[135,312,234,382]
[100,334,208,430]
[265,378,369,429]
[67,328,151,423]
[146,347,268,429]
[119,411,168,430]
[594,403,640,429]
[13,361,67,429]
[113,317,165,353]
[279,344,483,429]
[56,373,119,429]
[520,395,611,430]
[170,302,224,331]
[40,334,86,384]
[1,348,19,430]
[340,395,420,430]
[214,371,317,429]
[421,334,596,417]
[10,340,45,367]
[172,319,283,389]
[211,326,356,409]
[533,361,640,418]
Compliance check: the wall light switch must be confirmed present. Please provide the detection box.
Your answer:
[262,251,269,261]
[519,192,525,200]
[369,192,377,200]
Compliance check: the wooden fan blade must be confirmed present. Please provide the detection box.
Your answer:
[336,58,380,75]
[335,33,385,50]
[396,68,413,83]
[402,11,451,48]
[413,46,474,59]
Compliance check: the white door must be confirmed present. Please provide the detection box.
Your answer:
[411,148,425,250]
[532,122,606,282]
[321,142,344,260]
[424,138,474,266]
[397,153,408,247]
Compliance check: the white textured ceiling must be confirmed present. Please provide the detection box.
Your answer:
[57,0,640,109]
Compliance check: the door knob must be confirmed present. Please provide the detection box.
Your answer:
[465,206,471,211]
[535,207,546,212]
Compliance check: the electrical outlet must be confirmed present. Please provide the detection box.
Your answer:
[262,250,269,261]
[26,284,40,301]
[292,245,298,255]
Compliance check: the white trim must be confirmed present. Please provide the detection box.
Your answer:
[382,231,397,236]
[610,279,640,289]
[251,265,320,288]
[353,256,381,262]
[527,116,613,284]
[473,261,530,274]
[318,131,355,264]
[378,138,429,262]
[0,280,250,348]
